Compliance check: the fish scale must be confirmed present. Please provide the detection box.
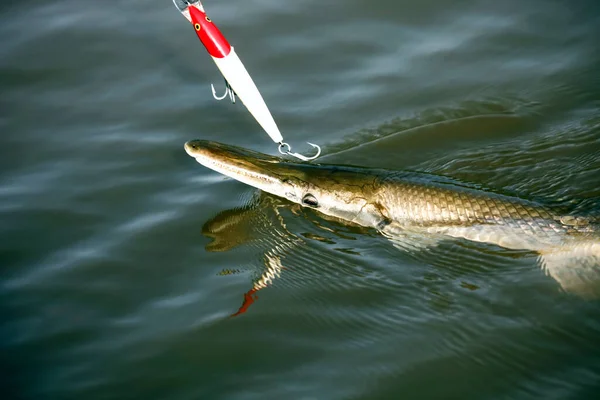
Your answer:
[377,172,591,248]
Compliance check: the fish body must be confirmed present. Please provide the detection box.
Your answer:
[184,140,600,295]
[374,172,593,250]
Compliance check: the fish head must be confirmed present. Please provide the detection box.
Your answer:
[184,140,386,227]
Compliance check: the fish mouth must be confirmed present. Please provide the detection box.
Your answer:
[184,140,283,170]
[184,140,281,163]
[184,140,293,192]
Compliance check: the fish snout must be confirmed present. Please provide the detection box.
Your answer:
[184,140,209,158]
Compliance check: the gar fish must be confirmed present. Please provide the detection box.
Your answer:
[184,140,600,297]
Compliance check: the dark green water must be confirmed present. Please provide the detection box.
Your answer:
[2,0,600,399]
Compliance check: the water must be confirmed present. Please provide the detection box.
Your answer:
[1,0,600,398]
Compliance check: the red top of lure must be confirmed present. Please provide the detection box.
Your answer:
[188,6,231,58]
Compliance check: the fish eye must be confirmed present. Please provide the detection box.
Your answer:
[194,23,201,31]
[302,194,318,207]
[205,16,212,22]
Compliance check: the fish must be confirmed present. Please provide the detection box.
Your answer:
[184,139,600,297]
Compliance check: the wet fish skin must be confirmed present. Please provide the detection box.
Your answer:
[375,172,594,249]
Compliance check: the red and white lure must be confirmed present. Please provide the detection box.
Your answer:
[172,0,321,161]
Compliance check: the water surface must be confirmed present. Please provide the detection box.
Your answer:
[1,0,600,399]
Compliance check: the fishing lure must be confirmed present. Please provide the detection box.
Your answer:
[172,0,320,161]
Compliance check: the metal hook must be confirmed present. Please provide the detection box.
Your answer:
[211,79,236,103]
[278,142,321,161]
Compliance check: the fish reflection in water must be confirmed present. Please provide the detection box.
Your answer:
[202,193,302,315]
[202,192,380,315]
[201,193,599,317]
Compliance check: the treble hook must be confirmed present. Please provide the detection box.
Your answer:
[278,142,321,161]
[211,78,236,103]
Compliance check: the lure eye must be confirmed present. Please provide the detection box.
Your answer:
[205,16,212,22]
[194,23,201,31]
[302,194,319,208]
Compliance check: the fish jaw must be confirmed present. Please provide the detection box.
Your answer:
[184,140,387,228]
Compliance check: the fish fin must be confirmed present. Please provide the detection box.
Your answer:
[539,241,600,298]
